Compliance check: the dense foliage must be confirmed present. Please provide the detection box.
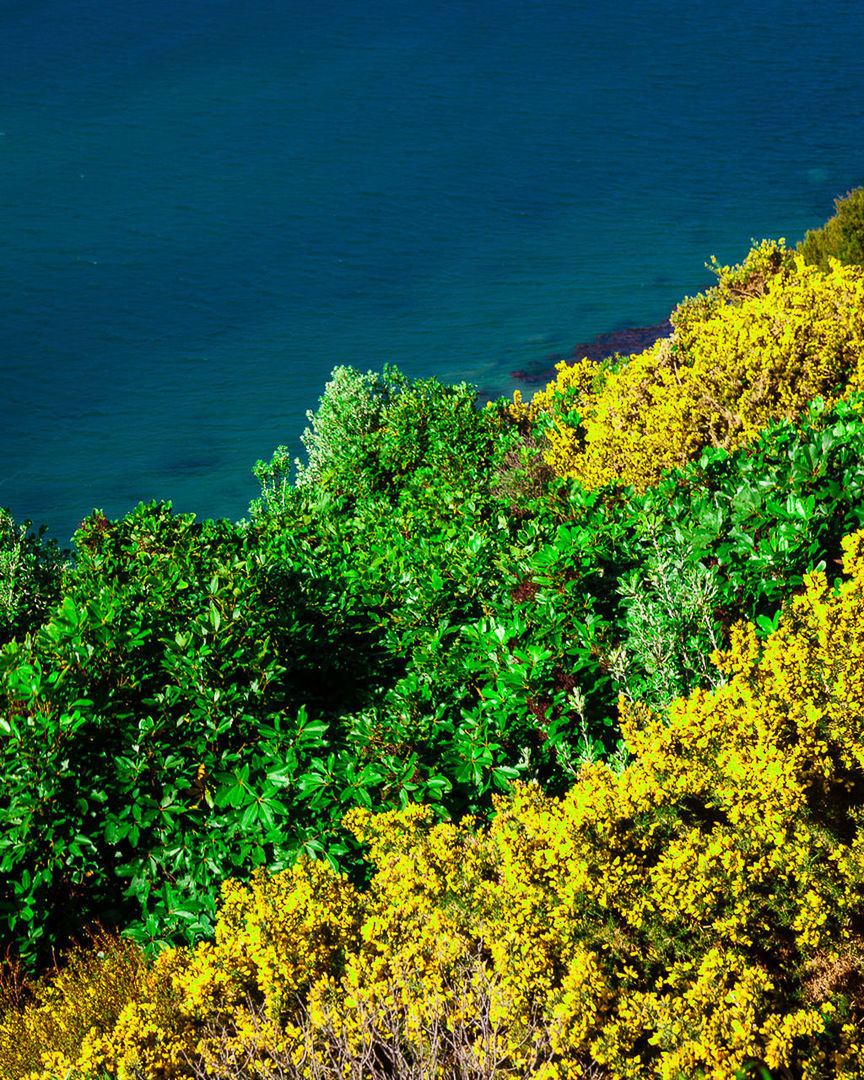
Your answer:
[6,530,864,1078]
[4,204,864,1078]
[6,383,864,968]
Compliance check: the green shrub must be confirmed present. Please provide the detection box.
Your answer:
[798,187,864,270]
[0,509,67,645]
[255,364,493,511]
[610,516,726,709]
[292,364,403,494]
[256,379,864,800]
[0,500,403,966]
[0,478,516,968]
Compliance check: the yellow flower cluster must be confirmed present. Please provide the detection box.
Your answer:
[0,927,148,1080]
[531,242,864,489]
[9,532,864,1078]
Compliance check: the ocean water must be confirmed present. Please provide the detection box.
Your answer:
[2,0,864,544]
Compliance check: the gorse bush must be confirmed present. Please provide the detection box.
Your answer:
[530,241,864,490]
[17,528,864,1079]
[0,926,146,1080]
[798,187,864,271]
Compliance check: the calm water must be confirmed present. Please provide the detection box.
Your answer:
[2,0,864,543]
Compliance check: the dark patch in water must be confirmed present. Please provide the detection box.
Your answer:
[510,319,673,385]
[165,457,221,476]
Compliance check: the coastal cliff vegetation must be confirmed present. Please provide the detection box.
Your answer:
[2,190,864,1078]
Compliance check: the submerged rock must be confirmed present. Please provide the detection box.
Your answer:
[511,318,673,384]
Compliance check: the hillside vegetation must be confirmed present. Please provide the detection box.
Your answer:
[2,191,864,1079]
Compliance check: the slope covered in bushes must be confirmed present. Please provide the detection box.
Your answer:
[6,386,864,968]
[6,529,864,1079]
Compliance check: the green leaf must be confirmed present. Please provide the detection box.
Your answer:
[756,612,781,636]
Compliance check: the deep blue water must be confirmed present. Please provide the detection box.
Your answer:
[2,0,864,544]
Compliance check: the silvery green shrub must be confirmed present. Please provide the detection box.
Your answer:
[0,509,67,644]
[294,365,404,492]
[611,522,725,710]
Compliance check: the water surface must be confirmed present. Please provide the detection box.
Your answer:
[2,0,863,541]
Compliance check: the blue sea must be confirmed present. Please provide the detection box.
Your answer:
[3,0,864,544]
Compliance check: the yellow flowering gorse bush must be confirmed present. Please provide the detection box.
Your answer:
[7,532,864,1078]
[531,242,864,490]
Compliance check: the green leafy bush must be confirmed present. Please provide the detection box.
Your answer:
[250,378,864,800]
[255,365,494,509]
[0,509,67,645]
[0,477,515,967]
[798,186,864,270]
[292,364,403,494]
[251,375,864,802]
[0,501,401,965]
